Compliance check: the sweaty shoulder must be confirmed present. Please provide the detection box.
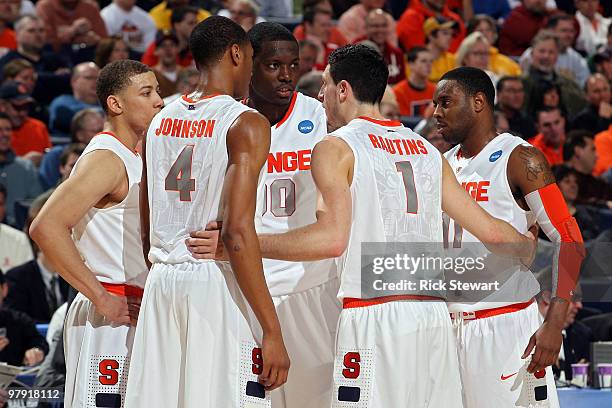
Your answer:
[231,110,271,133]
[507,144,556,195]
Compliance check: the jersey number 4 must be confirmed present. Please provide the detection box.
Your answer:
[165,145,196,201]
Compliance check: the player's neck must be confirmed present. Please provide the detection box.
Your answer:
[459,128,497,158]
[347,102,385,123]
[104,122,140,151]
[248,93,292,126]
[192,71,236,100]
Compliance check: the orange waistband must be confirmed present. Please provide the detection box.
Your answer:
[450,299,534,320]
[343,294,445,309]
[101,282,144,298]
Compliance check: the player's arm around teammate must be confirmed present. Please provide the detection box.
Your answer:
[221,109,290,390]
[29,151,137,325]
[506,144,585,374]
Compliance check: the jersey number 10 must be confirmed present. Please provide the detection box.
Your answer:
[261,179,296,217]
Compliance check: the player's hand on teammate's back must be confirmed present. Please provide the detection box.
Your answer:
[23,347,44,366]
[186,221,227,261]
[522,320,563,373]
[127,296,142,325]
[259,332,290,391]
[95,293,132,325]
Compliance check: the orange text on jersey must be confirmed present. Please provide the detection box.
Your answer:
[154,118,216,138]
[368,134,429,156]
[461,180,490,202]
[267,150,311,173]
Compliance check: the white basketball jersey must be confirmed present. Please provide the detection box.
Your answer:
[444,133,539,312]
[255,92,336,296]
[147,94,253,264]
[71,132,148,287]
[332,117,443,300]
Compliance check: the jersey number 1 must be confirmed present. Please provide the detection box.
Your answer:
[165,145,196,201]
[396,161,418,213]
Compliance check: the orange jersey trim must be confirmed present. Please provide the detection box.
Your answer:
[357,116,402,127]
[343,294,444,309]
[450,299,534,320]
[101,282,144,298]
[275,92,298,128]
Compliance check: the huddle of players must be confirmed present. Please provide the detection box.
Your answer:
[29,15,585,408]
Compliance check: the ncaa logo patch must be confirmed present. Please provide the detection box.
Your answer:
[298,120,314,134]
[489,150,503,162]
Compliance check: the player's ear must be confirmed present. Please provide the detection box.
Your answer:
[473,92,486,114]
[338,80,349,103]
[106,95,123,115]
[230,43,241,66]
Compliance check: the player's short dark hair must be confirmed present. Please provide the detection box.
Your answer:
[60,143,86,167]
[496,75,522,93]
[440,66,495,110]
[171,6,198,25]
[189,16,249,70]
[563,129,593,161]
[248,22,297,59]
[96,60,151,113]
[406,46,429,63]
[328,44,388,105]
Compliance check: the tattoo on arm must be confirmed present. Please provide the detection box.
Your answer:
[517,147,556,185]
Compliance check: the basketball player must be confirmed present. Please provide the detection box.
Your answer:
[187,22,340,408]
[124,17,289,408]
[434,67,584,407]
[193,44,537,407]
[29,60,163,407]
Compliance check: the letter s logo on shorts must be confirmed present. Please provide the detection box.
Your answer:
[298,120,314,134]
[489,150,503,162]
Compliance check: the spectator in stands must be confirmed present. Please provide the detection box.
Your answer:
[496,76,537,139]
[293,0,347,57]
[455,31,498,86]
[142,6,197,68]
[2,58,35,94]
[36,0,108,52]
[422,16,456,82]
[594,123,612,176]
[520,14,590,87]
[522,30,587,118]
[0,271,47,367]
[574,0,610,56]
[360,9,404,85]
[152,30,180,99]
[101,0,157,54]
[163,67,198,105]
[472,0,511,20]
[17,0,36,19]
[297,39,318,83]
[0,0,17,53]
[396,0,465,53]
[0,112,41,227]
[537,276,592,381]
[494,110,511,133]
[380,85,401,121]
[393,46,435,117]
[531,80,566,119]
[0,15,71,105]
[149,0,209,30]
[222,0,265,32]
[39,109,102,189]
[337,0,397,46]
[572,73,612,134]
[94,35,129,68]
[592,48,612,82]
[296,70,322,99]
[0,82,49,164]
[39,143,85,192]
[530,106,567,165]
[0,184,33,272]
[301,5,347,70]
[564,129,612,207]
[257,0,292,18]
[48,62,100,139]
[499,0,551,56]
[466,15,522,77]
